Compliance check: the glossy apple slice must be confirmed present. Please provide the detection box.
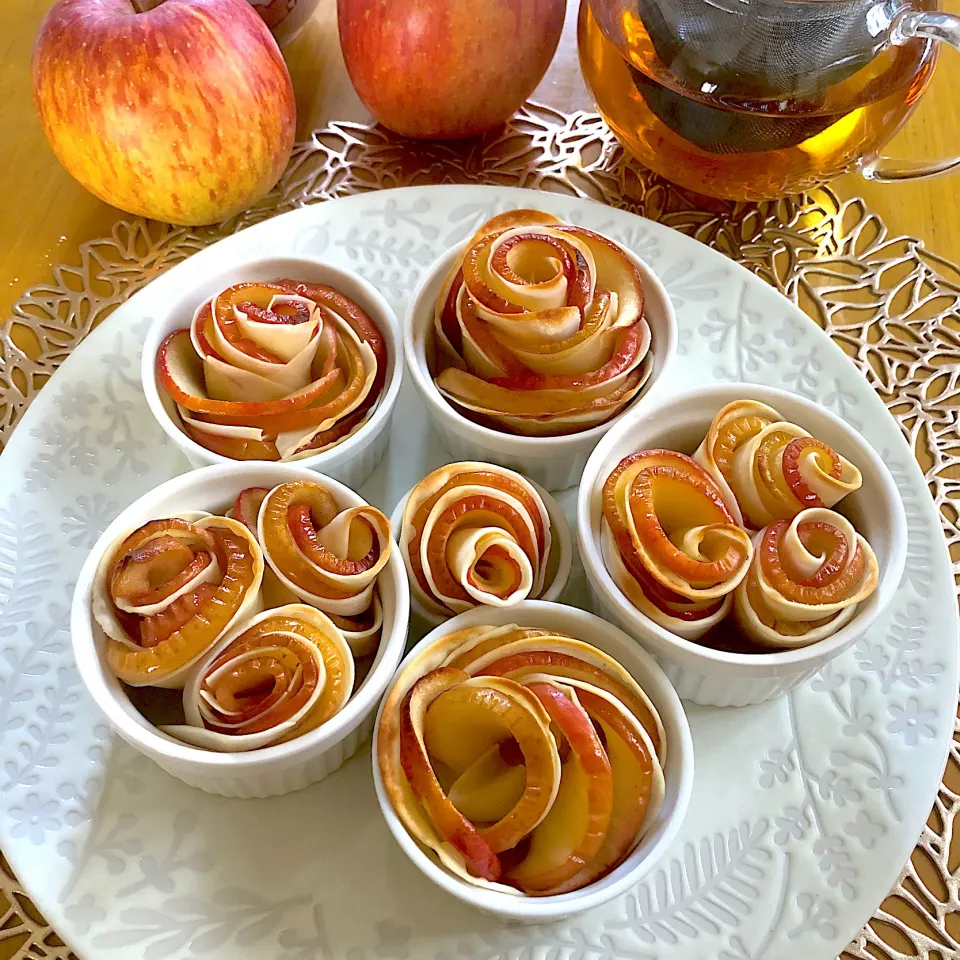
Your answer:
[228,487,271,534]
[399,668,503,881]
[165,604,354,752]
[400,463,551,617]
[258,480,391,608]
[447,741,527,823]
[694,400,862,528]
[93,516,264,688]
[157,278,388,462]
[530,677,665,893]
[505,681,613,893]
[423,675,562,854]
[430,210,652,439]
[601,522,729,641]
[159,330,333,415]
[734,507,879,649]
[447,632,665,765]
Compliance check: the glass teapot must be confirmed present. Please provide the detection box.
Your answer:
[578,0,960,199]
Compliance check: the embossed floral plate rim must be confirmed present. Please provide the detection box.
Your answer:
[0,185,954,960]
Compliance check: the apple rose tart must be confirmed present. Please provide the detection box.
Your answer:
[157,279,387,461]
[694,399,862,528]
[378,624,665,895]
[430,209,653,436]
[164,605,354,752]
[734,508,879,649]
[399,462,563,618]
[92,515,264,688]
[601,450,754,640]
[229,481,392,658]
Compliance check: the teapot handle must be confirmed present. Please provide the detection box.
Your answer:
[859,9,960,182]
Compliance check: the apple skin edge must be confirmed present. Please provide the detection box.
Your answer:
[32,0,296,226]
[337,0,566,140]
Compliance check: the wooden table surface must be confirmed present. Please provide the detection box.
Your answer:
[0,2,958,959]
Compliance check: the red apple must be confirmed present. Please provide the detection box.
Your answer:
[337,0,565,139]
[32,0,296,225]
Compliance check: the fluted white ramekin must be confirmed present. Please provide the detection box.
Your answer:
[141,255,402,490]
[578,383,907,707]
[389,471,573,628]
[71,462,409,799]
[371,599,694,920]
[404,237,677,491]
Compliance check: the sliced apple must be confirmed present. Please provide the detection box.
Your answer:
[505,681,612,893]
[97,517,264,689]
[602,449,753,600]
[229,486,271,534]
[447,741,527,823]
[530,677,665,893]
[430,212,653,439]
[449,632,665,765]
[422,675,561,854]
[399,668,503,881]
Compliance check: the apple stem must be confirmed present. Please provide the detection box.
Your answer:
[132,0,165,11]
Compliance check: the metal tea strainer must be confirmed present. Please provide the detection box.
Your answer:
[634,0,918,99]
[620,0,957,154]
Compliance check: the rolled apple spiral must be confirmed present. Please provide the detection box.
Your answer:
[378,624,665,896]
[734,508,879,649]
[92,515,264,688]
[164,605,355,752]
[431,209,653,436]
[400,462,560,618]
[249,480,393,657]
[157,279,387,461]
[601,450,754,640]
[694,399,862,528]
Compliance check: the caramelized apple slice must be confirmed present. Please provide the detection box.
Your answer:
[93,516,264,688]
[430,210,653,438]
[447,631,665,764]
[694,400,862,528]
[505,681,613,893]
[734,507,878,649]
[400,462,553,617]
[529,677,665,893]
[399,668,503,881]
[165,604,354,751]
[423,675,562,854]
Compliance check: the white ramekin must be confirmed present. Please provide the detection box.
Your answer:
[404,239,678,491]
[577,383,907,707]
[389,473,573,628]
[141,255,403,490]
[371,599,694,921]
[71,462,410,799]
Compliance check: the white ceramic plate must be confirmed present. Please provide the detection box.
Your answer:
[0,185,954,960]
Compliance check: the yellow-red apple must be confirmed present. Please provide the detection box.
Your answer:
[32,0,296,225]
[337,0,565,139]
